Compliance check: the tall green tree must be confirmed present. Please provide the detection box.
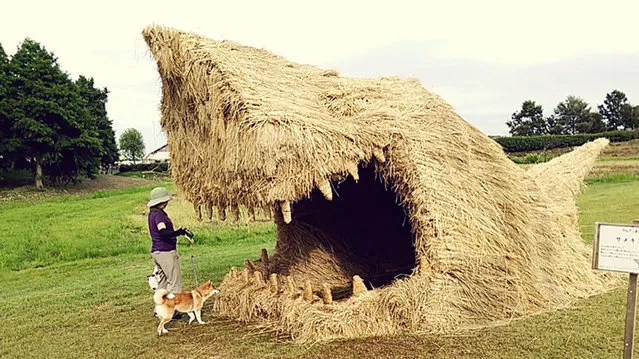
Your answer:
[545,115,564,135]
[0,43,12,172]
[507,100,547,136]
[553,96,593,134]
[75,76,118,170]
[598,90,631,130]
[583,112,607,133]
[119,128,145,163]
[8,39,102,188]
[41,79,103,185]
[620,104,639,130]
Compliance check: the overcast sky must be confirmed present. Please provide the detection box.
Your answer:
[2,0,638,153]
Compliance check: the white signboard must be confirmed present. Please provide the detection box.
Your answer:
[593,222,639,274]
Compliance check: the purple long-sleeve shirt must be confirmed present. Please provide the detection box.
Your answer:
[148,208,177,252]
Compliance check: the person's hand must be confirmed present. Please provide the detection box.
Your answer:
[182,228,194,244]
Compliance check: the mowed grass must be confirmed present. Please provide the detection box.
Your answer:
[0,177,638,358]
[0,185,159,270]
[578,180,639,242]
[0,183,274,270]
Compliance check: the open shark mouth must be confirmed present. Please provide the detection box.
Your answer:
[143,25,616,342]
[271,163,417,290]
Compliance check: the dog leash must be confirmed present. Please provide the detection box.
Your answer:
[191,255,199,287]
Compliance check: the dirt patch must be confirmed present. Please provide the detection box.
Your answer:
[0,175,158,203]
[61,175,155,193]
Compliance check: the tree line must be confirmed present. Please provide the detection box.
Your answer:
[0,39,119,189]
[507,90,639,136]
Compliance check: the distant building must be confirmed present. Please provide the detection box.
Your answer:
[143,144,170,163]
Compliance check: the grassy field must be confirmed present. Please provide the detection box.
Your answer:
[1,168,639,358]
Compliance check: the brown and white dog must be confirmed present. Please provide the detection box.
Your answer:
[153,280,219,336]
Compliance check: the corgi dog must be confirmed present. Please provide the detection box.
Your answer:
[153,280,219,336]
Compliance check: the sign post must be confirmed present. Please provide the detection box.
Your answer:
[626,271,638,359]
[593,220,639,359]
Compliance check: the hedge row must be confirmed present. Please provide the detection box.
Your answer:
[494,130,639,152]
[119,162,169,173]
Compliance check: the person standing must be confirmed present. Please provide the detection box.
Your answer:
[147,187,193,294]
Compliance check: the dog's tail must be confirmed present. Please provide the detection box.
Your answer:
[153,288,170,305]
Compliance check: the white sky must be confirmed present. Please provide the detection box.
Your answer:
[2,0,639,152]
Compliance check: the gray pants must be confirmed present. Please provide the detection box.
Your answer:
[151,250,183,293]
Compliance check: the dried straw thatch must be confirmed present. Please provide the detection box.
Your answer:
[142,25,616,342]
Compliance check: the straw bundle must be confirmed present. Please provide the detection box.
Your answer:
[143,25,617,342]
[321,283,333,305]
[352,275,368,296]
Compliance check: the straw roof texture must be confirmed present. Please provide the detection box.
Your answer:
[142,25,616,342]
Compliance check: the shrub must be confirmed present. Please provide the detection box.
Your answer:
[494,130,639,152]
[511,153,553,164]
[118,162,169,173]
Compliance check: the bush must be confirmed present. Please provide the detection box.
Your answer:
[511,153,553,164]
[118,162,169,173]
[494,130,639,152]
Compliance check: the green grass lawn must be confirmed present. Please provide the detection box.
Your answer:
[0,179,638,358]
[0,183,274,271]
[578,180,639,242]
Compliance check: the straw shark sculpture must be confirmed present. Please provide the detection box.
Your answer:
[143,25,614,341]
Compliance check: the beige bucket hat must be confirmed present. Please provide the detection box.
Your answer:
[147,187,174,207]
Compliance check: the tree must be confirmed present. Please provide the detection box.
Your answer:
[583,112,607,134]
[41,79,103,184]
[553,96,593,134]
[545,115,564,135]
[8,39,103,188]
[8,39,69,189]
[621,104,639,130]
[119,128,145,163]
[0,43,21,174]
[598,90,631,130]
[0,43,13,173]
[75,76,118,170]
[507,100,547,136]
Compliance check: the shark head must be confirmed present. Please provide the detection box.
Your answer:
[143,25,612,341]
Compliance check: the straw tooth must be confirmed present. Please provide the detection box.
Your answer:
[218,206,227,221]
[231,204,241,222]
[352,275,367,296]
[372,148,386,163]
[262,204,272,220]
[243,259,255,273]
[242,269,250,282]
[418,257,430,274]
[269,273,279,293]
[254,271,264,286]
[284,276,297,294]
[321,283,333,305]
[303,280,314,302]
[347,163,359,183]
[205,202,213,221]
[248,206,256,222]
[281,201,292,224]
[316,178,333,201]
[194,203,202,221]
[229,266,238,279]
